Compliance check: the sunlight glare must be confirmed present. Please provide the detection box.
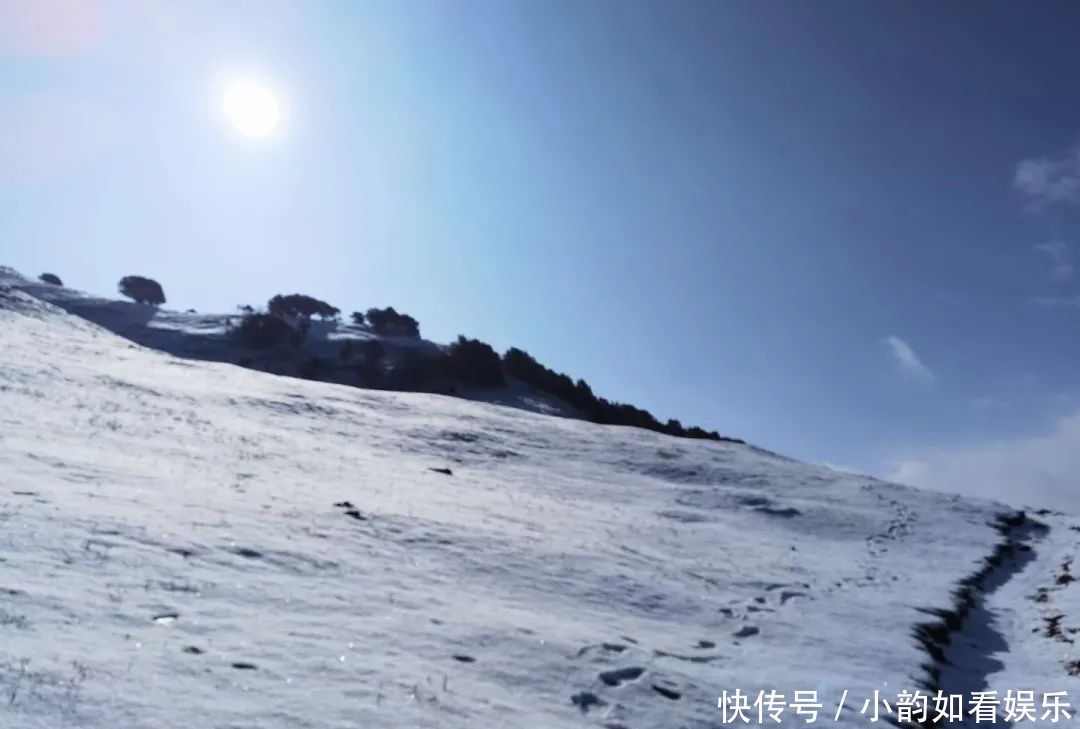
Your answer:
[222,78,281,138]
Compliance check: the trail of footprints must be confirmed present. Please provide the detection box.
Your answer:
[569,641,688,719]
[566,593,800,723]
[717,580,812,630]
[567,578,817,716]
[865,493,914,556]
[854,487,916,586]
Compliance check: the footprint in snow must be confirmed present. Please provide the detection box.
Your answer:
[599,666,645,687]
[652,684,682,700]
[754,506,801,518]
[571,691,606,713]
[152,612,178,625]
[732,625,759,639]
[779,590,809,604]
[764,581,811,592]
[573,642,628,658]
[333,501,367,520]
[654,649,721,664]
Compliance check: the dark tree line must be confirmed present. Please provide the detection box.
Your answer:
[268,294,339,321]
[219,284,735,442]
[373,336,503,392]
[502,347,739,442]
[364,307,420,338]
[447,336,504,387]
[233,313,302,349]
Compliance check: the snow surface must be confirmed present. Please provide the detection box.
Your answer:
[0,274,1077,728]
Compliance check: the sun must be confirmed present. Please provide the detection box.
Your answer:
[222,79,281,138]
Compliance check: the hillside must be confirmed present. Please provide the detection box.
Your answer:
[0,268,583,423]
[0,268,741,443]
[1,278,1079,728]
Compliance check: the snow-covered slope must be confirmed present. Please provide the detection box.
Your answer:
[1,281,1077,728]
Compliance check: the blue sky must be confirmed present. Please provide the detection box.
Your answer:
[3,1,1080,507]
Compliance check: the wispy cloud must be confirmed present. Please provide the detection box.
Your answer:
[886,409,1080,513]
[1014,146,1080,301]
[1035,294,1080,308]
[970,395,1008,411]
[1034,240,1074,278]
[882,335,936,386]
[1013,152,1080,210]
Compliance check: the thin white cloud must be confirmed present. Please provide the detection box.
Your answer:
[1013,153,1080,209]
[1034,240,1075,278]
[1035,294,1080,309]
[970,395,1008,411]
[882,335,936,386]
[886,409,1080,513]
[1013,148,1080,302]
